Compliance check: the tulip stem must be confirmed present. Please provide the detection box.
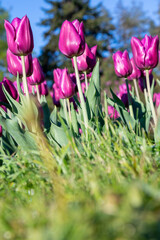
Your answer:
[145,69,157,125]
[21,55,30,102]
[133,78,140,101]
[84,71,88,91]
[67,98,72,124]
[63,99,69,125]
[125,79,134,118]
[36,84,41,103]
[73,56,88,132]
[142,78,148,107]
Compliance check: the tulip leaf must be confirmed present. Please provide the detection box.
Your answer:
[107,93,136,130]
[154,116,160,143]
[0,116,37,150]
[86,60,101,118]
[49,122,68,147]
[50,107,57,125]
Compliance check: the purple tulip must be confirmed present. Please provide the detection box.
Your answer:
[7,49,33,77]
[119,83,132,96]
[27,58,45,85]
[0,77,18,103]
[153,93,160,108]
[118,83,132,108]
[59,20,85,58]
[0,125,2,137]
[138,73,155,92]
[127,58,141,80]
[108,106,119,119]
[4,15,34,56]
[59,68,75,99]
[38,81,48,96]
[52,83,62,107]
[69,97,78,111]
[53,68,62,87]
[131,35,159,70]
[113,50,132,78]
[72,43,97,72]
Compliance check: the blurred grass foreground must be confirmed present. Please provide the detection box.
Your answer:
[0,122,160,240]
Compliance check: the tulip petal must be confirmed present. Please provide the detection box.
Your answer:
[59,20,82,58]
[90,45,97,57]
[131,37,145,69]
[16,15,34,55]
[145,35,159,69]
[60,68,75,98]
[4,20,19,55]
[11,17,21,30]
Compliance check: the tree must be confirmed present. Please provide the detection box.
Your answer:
[0,5,9,79]
[115,0,151,51]
[39,0,115,79]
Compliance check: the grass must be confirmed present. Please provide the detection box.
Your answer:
[0,121,160,240]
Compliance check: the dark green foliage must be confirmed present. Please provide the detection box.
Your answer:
[0,5,9,79]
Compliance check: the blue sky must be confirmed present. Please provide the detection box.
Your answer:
[1,0,159,55]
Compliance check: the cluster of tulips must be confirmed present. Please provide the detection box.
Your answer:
[2,13,160,143]
[112,35,160,126]
[2,16,99,136]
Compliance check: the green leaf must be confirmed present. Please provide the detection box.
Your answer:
[49,122,69,147]
[0,116,37,150]
[86,60,101,118]
[71,102,79,135]
[154,116,160,143]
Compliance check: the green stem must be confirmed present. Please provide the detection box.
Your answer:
[142,77,148,106]
[67,98,72,124]
[73,56,88,131]
[145,69,157,125]
[133,78,140,101]
[21,55,30,102]
[36,84,41,103]
[125,79,134,118]
[63,99,69,125]
[84,71,88,91]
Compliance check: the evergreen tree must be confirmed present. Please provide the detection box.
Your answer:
[115,0,151,51]
[39,0,115,79]
[0,5,9,79]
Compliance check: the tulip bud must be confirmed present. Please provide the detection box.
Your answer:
[127,58,141,80]
[153,93,160,108]
[113,50,132,78]
[4,15,34,56]
[52,83,62,107]
[59,68,75,99]
[0,77,18,103]
[118,83,132,108]
[7,49,33,77]
[59,20,85,58]
[119,83,132,96]
[38,81,48,96]
[69,97,78,111]
[53,68,62,87]
[131,35,159,70]
[27,58,45,85]
[72,43,97,72]
[108,106,119,119]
